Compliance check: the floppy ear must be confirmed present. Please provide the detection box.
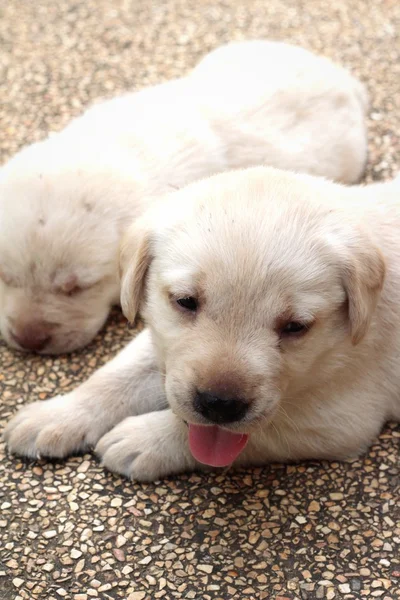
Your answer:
[119,216,153,323]
[340,229,385,345]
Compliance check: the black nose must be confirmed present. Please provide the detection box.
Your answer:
[193,390,249,424]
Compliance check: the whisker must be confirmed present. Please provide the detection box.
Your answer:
[277,405,300,433]
[271,420,291,459]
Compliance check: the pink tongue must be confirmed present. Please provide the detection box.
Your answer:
[188,424,249,467]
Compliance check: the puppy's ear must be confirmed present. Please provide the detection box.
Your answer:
[339,228,385,345]
[119,216,153,323]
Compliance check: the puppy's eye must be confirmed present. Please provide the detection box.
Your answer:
[176,296,198,312]
[280,321,308,337]
[65,285,83,297]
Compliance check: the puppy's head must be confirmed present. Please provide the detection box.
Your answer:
[120,167,385,466]
[0,140,140,354]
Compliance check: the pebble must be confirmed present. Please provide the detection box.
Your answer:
[197,564,213,574]
[329,493,344,500]
[295,516,307,524]
[116,535,127,547]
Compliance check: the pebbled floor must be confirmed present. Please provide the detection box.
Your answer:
[0,1,399,599]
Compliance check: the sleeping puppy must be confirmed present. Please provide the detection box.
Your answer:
[0,40,368,354]
[5,167,400,481]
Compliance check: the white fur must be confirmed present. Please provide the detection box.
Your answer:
[5,168,400,482]
[0,40,368,353]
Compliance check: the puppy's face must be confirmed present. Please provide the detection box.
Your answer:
[0,141,135,354]
[120,168,385,465]
[0,274,118,355]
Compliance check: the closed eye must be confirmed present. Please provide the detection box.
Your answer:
[56,275,102,297]
[64,285,84,297]
[57,282,95,297]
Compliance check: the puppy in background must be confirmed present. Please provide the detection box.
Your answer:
[5,168,400,481]
[0,40,368,354]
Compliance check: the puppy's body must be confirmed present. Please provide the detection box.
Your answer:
[5,168,400,481]
[0,40,368,353]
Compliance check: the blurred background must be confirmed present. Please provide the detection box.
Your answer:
[1,0,399,180]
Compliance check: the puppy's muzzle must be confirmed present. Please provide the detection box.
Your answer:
[10,322,54,353]
[193,390,249,424]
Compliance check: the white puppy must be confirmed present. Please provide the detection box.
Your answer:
[0,40,368,354]
[5,167,400,481]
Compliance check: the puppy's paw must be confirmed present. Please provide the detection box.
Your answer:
[95,410,196,482]
[4,394,96,459]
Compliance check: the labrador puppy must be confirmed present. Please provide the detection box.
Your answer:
[0,40,368,354]
[5,167,400,481]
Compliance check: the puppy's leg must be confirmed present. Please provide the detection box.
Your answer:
[95,410,290,482]
[95,409,289,482]
[4,329,166,459]
[96,409,198,481]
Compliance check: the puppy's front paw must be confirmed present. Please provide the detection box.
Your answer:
[95,410,196,482]
[4,394,95,459]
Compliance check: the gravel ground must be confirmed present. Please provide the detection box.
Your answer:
[0,1,399,599]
